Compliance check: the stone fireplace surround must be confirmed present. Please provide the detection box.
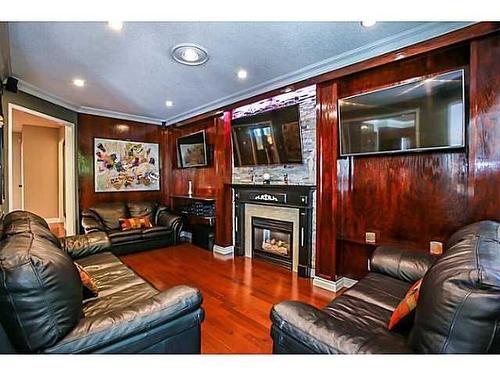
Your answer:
[232,184,315,278]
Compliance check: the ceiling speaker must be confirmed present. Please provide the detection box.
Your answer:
[5,77,18,93]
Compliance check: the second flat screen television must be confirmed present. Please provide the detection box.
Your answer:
[339,69,465,156]
[232,105,303,167]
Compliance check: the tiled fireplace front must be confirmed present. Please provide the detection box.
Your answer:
[233,184,315,277]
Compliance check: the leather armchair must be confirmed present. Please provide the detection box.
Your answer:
[271,220,500,354]
[81,201,183,255]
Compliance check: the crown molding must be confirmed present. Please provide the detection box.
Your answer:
[78,106,163,125]
[16,22,473,127]
[164,22,473,125]
[17,79,80,112]
[17,80,164,125]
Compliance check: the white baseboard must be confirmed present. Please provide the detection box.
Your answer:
[213,244,234,256]
[313,276,358,292]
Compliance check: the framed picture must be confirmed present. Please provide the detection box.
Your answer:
[176,130,208,168]
[94,138,160,192]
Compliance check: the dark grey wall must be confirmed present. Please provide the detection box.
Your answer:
[1,90,79,214]
[0,22,10,81]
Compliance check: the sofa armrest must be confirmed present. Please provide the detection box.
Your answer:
[60,232,112,260]
[370,246,438,283]
[81,210,105,233]
[43,285,204,353]
[271,301,412,354]
[156,205,183,244]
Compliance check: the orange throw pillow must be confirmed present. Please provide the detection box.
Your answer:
[74,263,99,300]
[119,217,153,231]
[388,278,423,330]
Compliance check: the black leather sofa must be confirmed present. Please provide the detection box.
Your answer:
[81,201,183,255]
[0,211,204,354]
[271,220,500,354]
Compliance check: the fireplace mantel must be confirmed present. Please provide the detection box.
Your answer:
[231,184,315,277]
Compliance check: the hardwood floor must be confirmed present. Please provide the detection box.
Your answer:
[48,222,66,238]
[120,244,337,354]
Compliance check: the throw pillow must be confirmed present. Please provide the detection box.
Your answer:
[119,217,153,231]
[388,278,423,330]
[74,263,99,300]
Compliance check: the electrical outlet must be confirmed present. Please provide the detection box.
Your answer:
[430,241,443,255]
[365,231,377,244]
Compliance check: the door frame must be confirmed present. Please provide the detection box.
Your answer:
[7,103,77,235]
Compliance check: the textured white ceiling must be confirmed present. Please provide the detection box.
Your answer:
[8,22,471,124]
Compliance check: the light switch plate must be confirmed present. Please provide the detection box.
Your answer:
[365,231,377,244]
[430,241,443,255]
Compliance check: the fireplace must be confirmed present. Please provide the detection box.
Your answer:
[232,184,315,277]
[252,217,293,269]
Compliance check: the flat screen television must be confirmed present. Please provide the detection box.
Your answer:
[176,130,208,168]
[232,105,303,167]
[339,69,465,156]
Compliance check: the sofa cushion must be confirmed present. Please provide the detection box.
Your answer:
[388,279,423,330]
[74,252,158,318]
[76,252,150,298]
[108,229,143,244]
[74,263,99,300]
[1,210,60,247]
[0,213,83,352]
[119,217,153,231]
[446,220,499,249]
[127,201,158,223]
[272,296,410,353]
[343,272,410,312]
[142,226,172,240]
[410,220,500,353]
[89,202,128,230]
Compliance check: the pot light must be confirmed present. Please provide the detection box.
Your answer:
[72,78,85,87]
[108,21,123,31]
[237,69,248,80]
[165,100,173,107]
[171,44,209,66]
[361,20,377,28]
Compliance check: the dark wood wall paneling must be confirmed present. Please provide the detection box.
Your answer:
[164,114,233,247]
[316,35,500,280]
[78,114,168,212]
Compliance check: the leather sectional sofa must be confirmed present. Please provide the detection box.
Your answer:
[0,211,204,354]
[271,220,500,354]
[81,201,183,255]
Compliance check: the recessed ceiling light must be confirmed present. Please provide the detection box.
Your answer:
[72,78,85,87]
[237,69,248,80]
[165,100,173,107]
[171,44,209,66]
[361,20,377,28]
[108,21,123,31]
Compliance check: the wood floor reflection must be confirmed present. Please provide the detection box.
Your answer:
[120,243,337,354]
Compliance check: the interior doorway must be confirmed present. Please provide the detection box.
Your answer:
[7,104,77,236]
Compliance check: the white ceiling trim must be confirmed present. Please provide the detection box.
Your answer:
[164,22,473,125]
[17,79,164,125]
[16,22,473,127]
[78,106,163,125]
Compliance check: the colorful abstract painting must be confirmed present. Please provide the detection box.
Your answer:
[94,138,160,192]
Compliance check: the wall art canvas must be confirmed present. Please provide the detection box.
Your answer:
[94,138,160,192]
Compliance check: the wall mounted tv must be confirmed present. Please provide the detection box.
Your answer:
[232,105,303,167]
[176,130,208,168]
[339,69,465,156]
